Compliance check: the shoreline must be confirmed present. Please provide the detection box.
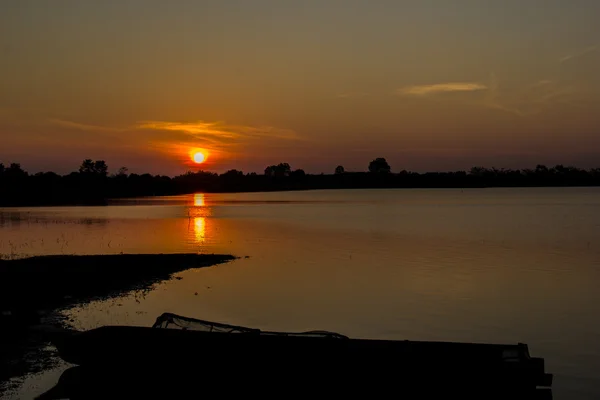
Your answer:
[1,185,598,208]
[0,253,236,391]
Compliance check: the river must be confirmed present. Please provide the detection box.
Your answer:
[1,188,599,399]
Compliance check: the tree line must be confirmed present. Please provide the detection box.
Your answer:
[1,158,600,206]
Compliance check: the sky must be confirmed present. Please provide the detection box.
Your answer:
[1,0,600,175]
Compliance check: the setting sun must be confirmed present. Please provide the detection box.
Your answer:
[192,152,206,164]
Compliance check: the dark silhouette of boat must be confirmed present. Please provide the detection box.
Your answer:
[38,313,553,399]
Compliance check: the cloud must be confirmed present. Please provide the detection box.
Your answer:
[397,82,488,96]
[137,120,300,151]
[483,72,581,117]
[49,119,123,133]
[559,45,598,63]
[137,121,238,143]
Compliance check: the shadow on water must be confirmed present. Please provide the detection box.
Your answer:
[36,365,553,400]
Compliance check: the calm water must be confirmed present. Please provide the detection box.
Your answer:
[2,188,600,399]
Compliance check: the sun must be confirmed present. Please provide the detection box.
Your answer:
[192,152,206,164]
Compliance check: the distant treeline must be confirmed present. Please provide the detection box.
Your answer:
[1,158,600,206]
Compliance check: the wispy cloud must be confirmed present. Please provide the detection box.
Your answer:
[49,119,123,133]
[135,120,302,165]
[137,121,237,142]
[485,42,597,116]
[559,45,598,63]
[137,120,300,149]
[397,82,488,96]
[483,72,580,117]
[394,41,594,117]
[483,72,524,116]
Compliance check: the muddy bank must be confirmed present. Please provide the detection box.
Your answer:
[0,253,236,390]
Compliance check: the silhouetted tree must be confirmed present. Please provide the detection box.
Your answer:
[522,168,535,176]
[94,161,108,177]
[368,158,391,173]
[3,159,600,207]
[78,159,108,176]
[79,159,95,174]
[221,169,243,177]
[265,163,291,177]
[117,167,129,177]
[220,170,244,189]
[6,163,27,178]
[335,165,345,174]
[291,169,305,177]
[469,166,485,176]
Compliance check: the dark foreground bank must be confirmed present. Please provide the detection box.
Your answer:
[0,253,236,391]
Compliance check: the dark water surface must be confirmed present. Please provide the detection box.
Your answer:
[1,188,600,399]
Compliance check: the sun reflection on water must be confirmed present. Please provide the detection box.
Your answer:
[194,193,205,207]
[189,194,208,244]
[194,217,206,242]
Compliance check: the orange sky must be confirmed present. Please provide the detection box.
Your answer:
[1,1,599,175]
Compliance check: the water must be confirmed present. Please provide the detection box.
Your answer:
[1,188,600,399]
